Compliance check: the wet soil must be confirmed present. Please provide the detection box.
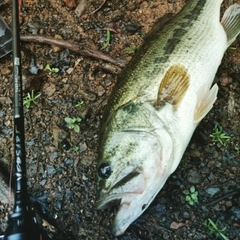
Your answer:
[0,0,240,239]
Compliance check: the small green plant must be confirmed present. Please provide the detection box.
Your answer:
[125,46,139,51]
[75,101,84,108]
[137,35,144,42]
[23,90,41,109]
[180,158,189,167]
[210,125,230,147]
[45,64,59,73]
[183,186,198,205]
[225,46,237,56]
[235,146,240,154]
[203,218,228,240]
[72,146,79,151]
[102,29,111,49]
[64,117,81,133]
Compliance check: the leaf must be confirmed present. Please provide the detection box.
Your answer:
[203,220,208,227]
[69,123,75,129]
[183,190,189,195]
[102,29,111,49]
[45,64,51,71]
[24,99,30,108]
[190,186,195,193]
[191,192,198,201]
[208,218,217,228]
[221,226,227,232]
[65,117,73,124]
[220,232,229,240]
[186,196,191,201]
[74,125,80,133]
[75,117,81,122]
[52,68,59,73]
[75,101,84,108]
[170,221,185,230]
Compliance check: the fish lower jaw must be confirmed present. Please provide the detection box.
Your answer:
[111,201,142,236]
[111,203,133,236]
[95,192,139,210]
[112,223,127,237]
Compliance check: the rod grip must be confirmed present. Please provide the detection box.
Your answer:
[4,212,43,240]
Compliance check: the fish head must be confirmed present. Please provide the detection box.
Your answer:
[96,102,174,236]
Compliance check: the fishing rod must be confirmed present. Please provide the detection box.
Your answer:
[1,1,49,239]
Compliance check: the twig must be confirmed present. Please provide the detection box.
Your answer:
[20,34,126,69]
[206,190,239,206]
[92,0,107,14]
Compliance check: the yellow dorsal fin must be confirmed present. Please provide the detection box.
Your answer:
[157,64,190,107]
[194,83,218,124]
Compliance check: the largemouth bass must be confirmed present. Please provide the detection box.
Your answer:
[96,0,240,236]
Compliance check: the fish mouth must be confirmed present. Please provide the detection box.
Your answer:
[96,169,145,210]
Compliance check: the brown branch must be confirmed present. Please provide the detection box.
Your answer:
[20,34,126,69]
[91,0,107,14]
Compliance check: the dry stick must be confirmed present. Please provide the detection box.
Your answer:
[20,34,126,68]
[206,190,239,206]
[92,0,107,14]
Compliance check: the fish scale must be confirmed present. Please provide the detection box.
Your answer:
[96,0,240,236]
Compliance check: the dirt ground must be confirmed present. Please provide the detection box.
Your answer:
[0,0,240,239]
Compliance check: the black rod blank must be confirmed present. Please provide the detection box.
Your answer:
[12,0,28,215]
[4,1,44,239]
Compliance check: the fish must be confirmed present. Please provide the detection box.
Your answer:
[96,0,240,236]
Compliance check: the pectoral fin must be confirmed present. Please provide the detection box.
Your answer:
[156,64,190,107]
[221,3,240,47]
[194,84,218,124]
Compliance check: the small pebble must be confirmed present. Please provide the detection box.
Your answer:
[47,165,57,175]
[187,169,201,184]
[206,187,220,197]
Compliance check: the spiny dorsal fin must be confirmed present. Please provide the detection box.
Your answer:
[156,64,190,107]
[221,3,240,47]
[194,83,218,124]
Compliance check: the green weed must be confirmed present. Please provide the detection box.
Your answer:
[203,218,228,240]
[102,29,111,49]
[183,186,198,205]
[23,90,41,109]
[45,64,59,73]
[65,117,81,133]
[235,146,240,154]
[125,46,139,51]
[210,125,230,146]
[75,101,84,108]
[72,146,79,151]
[225,46,237,56]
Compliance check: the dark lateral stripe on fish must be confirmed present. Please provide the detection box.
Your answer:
[160,0,207,58]
[183,0,207,21]
[163,29,187,55]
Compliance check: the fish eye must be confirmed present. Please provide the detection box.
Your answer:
[98,163,112,179]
